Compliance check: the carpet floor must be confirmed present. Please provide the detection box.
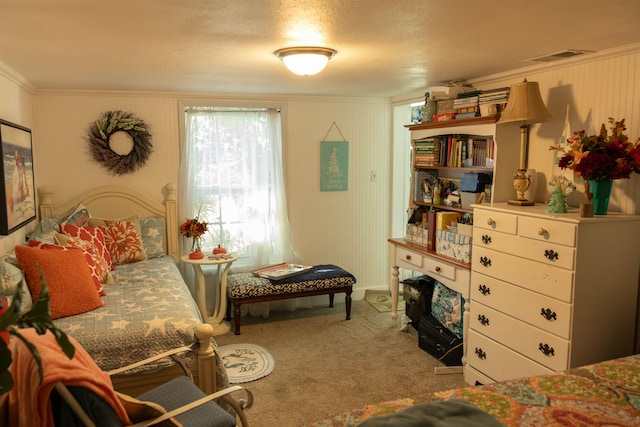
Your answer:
[215,299,468,427]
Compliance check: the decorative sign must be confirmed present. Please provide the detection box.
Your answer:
[320,141,349,191]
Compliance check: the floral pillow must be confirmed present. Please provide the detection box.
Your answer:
[14,245,104,319]
[0,256,31,314]
[32,239,106,296]
[88,216,147,265]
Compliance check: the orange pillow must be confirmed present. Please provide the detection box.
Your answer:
[14,245,104,319]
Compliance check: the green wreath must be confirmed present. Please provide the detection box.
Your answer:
[87,110,153,175]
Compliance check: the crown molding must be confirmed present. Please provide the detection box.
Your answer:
[0,60,37,93]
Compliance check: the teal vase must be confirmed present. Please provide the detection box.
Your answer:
[588,180,613,215]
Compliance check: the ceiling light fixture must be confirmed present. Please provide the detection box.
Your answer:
[274,47,337,76]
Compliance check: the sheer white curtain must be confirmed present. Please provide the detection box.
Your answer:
[179,107,299,274]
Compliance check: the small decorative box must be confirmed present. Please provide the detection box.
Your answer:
[435,229,472,263]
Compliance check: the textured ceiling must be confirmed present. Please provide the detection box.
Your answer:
[1,0,639,98]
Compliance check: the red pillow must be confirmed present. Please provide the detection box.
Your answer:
[14,245,104,319]
[29,240,106,297]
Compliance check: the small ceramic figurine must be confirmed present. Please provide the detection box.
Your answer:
[547,176,575,213]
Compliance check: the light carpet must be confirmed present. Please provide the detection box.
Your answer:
[364,289,404,312]
[219,343,275,384]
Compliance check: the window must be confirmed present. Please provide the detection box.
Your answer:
[180,106,297,271]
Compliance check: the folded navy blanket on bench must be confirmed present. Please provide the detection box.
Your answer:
[272,264,356,284]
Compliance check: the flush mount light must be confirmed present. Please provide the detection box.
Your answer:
[274,46,337,76]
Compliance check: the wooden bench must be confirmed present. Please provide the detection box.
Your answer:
[225,264,355,335]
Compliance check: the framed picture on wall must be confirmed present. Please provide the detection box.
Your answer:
[0,119,36,235]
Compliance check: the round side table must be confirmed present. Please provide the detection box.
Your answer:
[181,253,239,335]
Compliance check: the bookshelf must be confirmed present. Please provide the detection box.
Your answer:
[405,115,520,214]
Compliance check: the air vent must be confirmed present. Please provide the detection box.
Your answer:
[526,49,593,63]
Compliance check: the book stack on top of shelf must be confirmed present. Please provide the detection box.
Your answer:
[413,137,441,167]
[479,87,509,106]
[453,91,481,119]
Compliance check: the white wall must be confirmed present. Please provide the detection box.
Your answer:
[28,92,391,296]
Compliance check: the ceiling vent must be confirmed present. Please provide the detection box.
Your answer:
[526,49,593,63]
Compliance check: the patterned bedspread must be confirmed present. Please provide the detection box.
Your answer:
[311,354,640,426]
[53,256,203,374]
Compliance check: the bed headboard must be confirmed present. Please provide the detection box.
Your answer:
[37,183,179,262]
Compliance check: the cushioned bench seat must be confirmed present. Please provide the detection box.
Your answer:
[226,264,355,335]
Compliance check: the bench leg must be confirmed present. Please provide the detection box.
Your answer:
[345,289,352,320]
[233,301,242,335]
[329,293,335,307]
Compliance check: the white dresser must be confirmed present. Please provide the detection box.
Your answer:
[465,203,640,385]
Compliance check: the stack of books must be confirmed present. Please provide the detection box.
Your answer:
[479,87,509,105]
[413,137,441,167]
[453,91,481,118]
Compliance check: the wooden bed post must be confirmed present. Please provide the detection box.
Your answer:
[195,324,217,394]
[38,186,54,218]
[164,183,179,262]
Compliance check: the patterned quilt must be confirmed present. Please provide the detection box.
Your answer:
[52,256,204,374]
[311,353,640,426]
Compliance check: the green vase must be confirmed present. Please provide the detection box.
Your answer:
[588,180,613,215]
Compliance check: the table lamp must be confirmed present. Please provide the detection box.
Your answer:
[498,79,552,205]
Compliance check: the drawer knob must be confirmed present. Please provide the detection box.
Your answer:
[479,256,492,267]
[478,284,491,295]
[477,314,490,326]
[435,266,441,272]
[481,234,492,244]
[406,254,411,260]
[486,218,495,226]
[544,249,559,261]
[539,343,555,357]
[540,308,557,321]
[474,347,487,360]
[538,227,547,236]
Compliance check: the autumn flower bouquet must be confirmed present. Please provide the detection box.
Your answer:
[180,216,208,253]
[551,117,640,203]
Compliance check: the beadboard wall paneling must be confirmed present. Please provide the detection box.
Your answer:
[286,100,391,289]
[33,94,180,206]
[470,50,640,213]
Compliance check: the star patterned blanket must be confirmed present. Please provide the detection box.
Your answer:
[52,255,203,374]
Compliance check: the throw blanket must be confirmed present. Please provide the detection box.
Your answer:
[272,264,355,284]
[357,400,502,427]
[8,328,130,426]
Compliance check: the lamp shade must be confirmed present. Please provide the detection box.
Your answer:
[274,47,337,76]
[498,79,552,124]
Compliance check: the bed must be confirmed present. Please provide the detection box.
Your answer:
[23,183,224,396]
[311,353,640,426]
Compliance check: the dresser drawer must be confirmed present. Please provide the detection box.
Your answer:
[472,246,574,303]
[473,228,575,270]
[467,330,553,381]
[473,209,518,235]
[471,302,570,371]
[471,273,572,339]
[518,216,577,247]
[397,247,423,269]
